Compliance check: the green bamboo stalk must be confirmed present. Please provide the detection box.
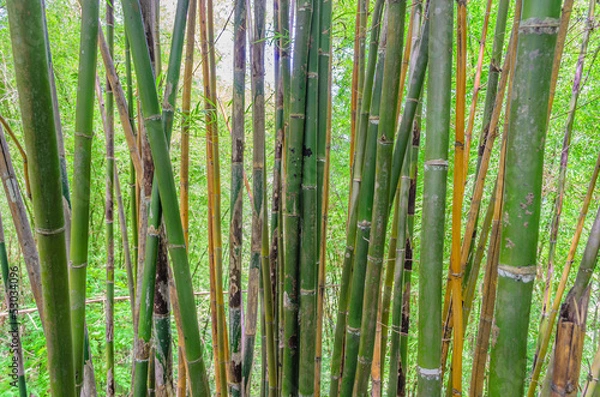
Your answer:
[416,0,452,393]
[120,1,210,395]
[154,230,173,394]
[488,0,561,394]
[297,0,320,391]
[69,1,99,392]
[387,5,429,212]
[105,1,115,393]
[271,0,285,387]
[6,1,75,394]
[126,38,139,276]
[282,0,314,392]
[386,143,411,397]
[0,212,27,397]
[352,0,406,394]
[339,22,386,395]
[398,102,421,397]
[529,1,595,392]
[229,0,245,393]
[328,1,384,393]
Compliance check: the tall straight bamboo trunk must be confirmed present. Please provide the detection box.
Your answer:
[417,0,452,393]
[105,1,116,394]
[229,0,245,394]
[178,0,196,393]
[282,0,313,392]
[6,1,75,394]
[121,1,210,395]
[69,1,99,393]
[298,0,320,391]
[528,1,595,393]
[488,0,561,394]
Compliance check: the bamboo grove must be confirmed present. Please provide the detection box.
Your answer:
[1,0,600,395]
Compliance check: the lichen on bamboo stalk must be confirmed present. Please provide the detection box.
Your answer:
[488,0,561,394]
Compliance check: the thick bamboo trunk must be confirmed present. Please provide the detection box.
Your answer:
[6,1,75,394]
[488,0,561,394]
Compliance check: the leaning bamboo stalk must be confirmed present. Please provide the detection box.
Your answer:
[529,2,595,393]
[113,161,136,317]
[0,123,44,320]
[339,19,387,395]
[328,2,384,394]
[488,0,561,393]
[98,29,143,178]
[353,0,406,393]
[6,1,75,394]
[120,1,210,395]
[583,334,600,396]
[398,102,422,397]
[462,0,493,172]
[228,0,244,393]
[469,135,508,397]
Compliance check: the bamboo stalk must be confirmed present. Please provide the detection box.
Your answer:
[529,1,596,393]
[69,2,99,392]
[297,0,321,390]
[488,0,561,394]
[470,134,508,397]
[282,0,314,391]
[198,0,230,391]
[447,0,467,391]
[339,16,387,395]
[228,0,244,393]
[121,1,210,395]
[415,0,451,392]
[353,0,406,393]
[104,2,115,393]
[328,1,384,394]
[6,1,75,394]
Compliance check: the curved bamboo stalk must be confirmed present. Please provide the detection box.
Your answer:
[6,1,75,394]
